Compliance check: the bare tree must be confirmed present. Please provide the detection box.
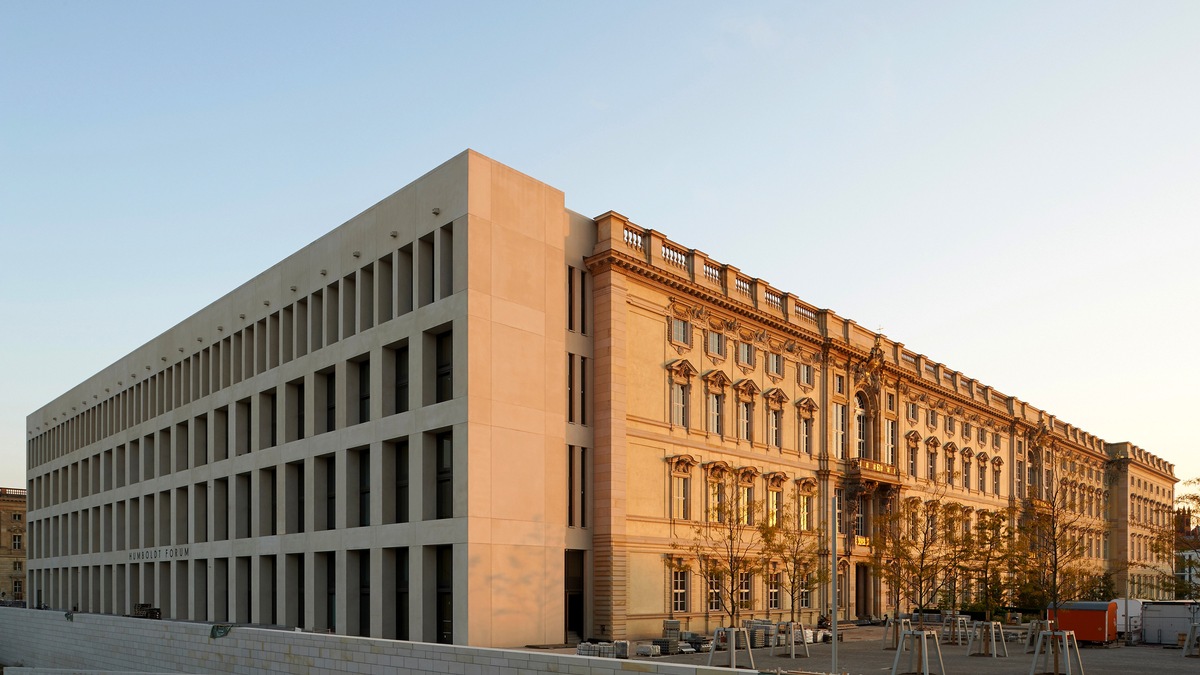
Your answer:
[673,463,768,629]
[1150,477,1200,600]
[962,506,1021,621]
[871,485,962,649]
[758,480,828,625]
[1015,429,1102,675]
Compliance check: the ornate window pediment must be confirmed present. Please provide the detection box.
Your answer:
[733,378,760,400]
[925,436,941,449]
[944,442,958,455]
[763,387,789,410]
[765,471,788,489]
[704,460,731,480]
[666,359,698,384]
[668,454,698,475]
[795,476,818,494]
[960,446,974,458]
[904,496,922,507]
[738,466,761,484]
[795,397,819,418]
[702,369,732,394]
[976,451,989,462]
[992,456,1004,466]
[905,430,923,447]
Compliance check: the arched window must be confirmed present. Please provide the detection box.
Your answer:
[854,392,872,460]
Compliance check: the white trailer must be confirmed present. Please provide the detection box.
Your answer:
[1141,601,1200,645]
[1111,598,1144,637]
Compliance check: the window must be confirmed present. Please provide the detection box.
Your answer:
[13,561,21,572]
[978,428,986,444]
[767,352,783,376]
[834,374,845,394]
[767,409,782,448]
[799,494,812,530]
[885,419,897,465]
[799,364,814,386]
[393,345,409,414]
[993,466,1001,495]
[672,474,691,520]
[435,330,453,403]
[769,572,781,610]
[738,401,754,442]
[707,331,726,357]
[927,451,937,481]
[12,579,21,601]
[886,393,896,412]
[963,422,971,439]
[435,432,453,519]
[737,342,755,367]
[738,484,754,525]
[946,417,955,434]
[670,382,689,427]
[1016,460,1025,498]
[672,570,688,613]
[833,403,847,458]
[798,418,812,454]
[854,394,870,459]
[708,393,725,435]
[10,535,20,550]
[709,479,725,523]
[671,318,691,346]
[767,489,781,527]
[947,456,955,486]
[357,359,370,424]
[738,572,752,609]
[963,459,971,490]
[927,410,938,427]
[993,434,1000,449]
[799,577,812,608]
[909,447,918,476]
[906,402,918,421]
[11,513,20,522]
[708,575,722,611]
[979,463,987,493]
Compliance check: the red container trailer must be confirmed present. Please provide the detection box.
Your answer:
[1048,601,1118,644]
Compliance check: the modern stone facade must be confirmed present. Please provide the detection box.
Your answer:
[26,151,1176,647]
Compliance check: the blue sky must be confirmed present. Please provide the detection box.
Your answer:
[2,1,1197,490]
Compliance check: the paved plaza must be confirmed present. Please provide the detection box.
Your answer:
[626,625,1200,674]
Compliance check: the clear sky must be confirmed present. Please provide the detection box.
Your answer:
[2,2,1197,491]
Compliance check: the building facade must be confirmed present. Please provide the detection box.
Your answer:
[0,488,26,605]
[26,151,1175,647]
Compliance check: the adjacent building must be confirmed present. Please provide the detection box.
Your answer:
[26,151,1176,647]
[0,487,27,605]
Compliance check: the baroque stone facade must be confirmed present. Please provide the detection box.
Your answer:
[26,152,1175,647]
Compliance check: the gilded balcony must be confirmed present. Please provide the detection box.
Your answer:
[848,457,902,487]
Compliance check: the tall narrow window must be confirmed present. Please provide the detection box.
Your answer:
[394,345,409,414]
[1016,460,1025,498]
[993,466,1001,495]
[947,456,956,486]
[738,401,753,442]
[833,403,847,459]
[738,572,752,609]
[928,451,937,481]
[769,573,780,610]
[799,494,812,530]
[672,473,691,520]
[436,432,453,519]
[767,409,782,448]
[567,355,575,423]
[854,394,868,459]
[963,458,972,491]
[357,360,370,424]
[435,331,453,403]
[357,447,370,527]
[799,363,813,385]
[324,372,336,433]
[979,462,988,493]
[672,570,688,613]
[738,484,754,525]
[909,446,918,475]
[885,419,897,465]
[738,342,755,367]
[708,393,724,436]
[799,417,811,454]
[670,382,689,427]
[708,576,722,611]
[767,489,780,527]
[395,440,409,523]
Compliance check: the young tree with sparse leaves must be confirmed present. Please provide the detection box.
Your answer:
[758,483,828,626]
[673,465,768,629]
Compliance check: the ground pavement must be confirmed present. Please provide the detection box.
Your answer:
[635,625,1200,674]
